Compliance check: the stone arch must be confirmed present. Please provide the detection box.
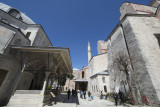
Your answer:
[25,58,46,70]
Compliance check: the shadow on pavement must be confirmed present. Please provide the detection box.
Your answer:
[48,93,79,106]
[63,95,79,105]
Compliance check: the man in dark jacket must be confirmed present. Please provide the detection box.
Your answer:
[84,91,86,99]
[114,93,118,106]
[118,90,124,104]
[67,89,71,99]
[88,91,91,101]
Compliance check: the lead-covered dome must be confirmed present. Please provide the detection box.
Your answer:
[0,3,35,24]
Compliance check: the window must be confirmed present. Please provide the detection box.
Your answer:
[26,32,31,39]
[102,76,105,83]
[104,86,107,92]
[8,9,20,18]
[92,86,93,92]
[0,69,8,87]
[96,86,98,92]
[82,71,84,78]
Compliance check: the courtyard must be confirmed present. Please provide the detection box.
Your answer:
[45,93,135,107]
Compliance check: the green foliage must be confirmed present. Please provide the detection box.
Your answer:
[48,85,50,89]
[55,72,74,87]
[69,74,74,79]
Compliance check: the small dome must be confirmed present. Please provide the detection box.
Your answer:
[0,2,35,24]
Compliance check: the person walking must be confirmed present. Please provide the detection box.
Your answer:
[80,91,83,99]
[100,91,103,99]
[114,93,118,106]
[67,89,71,99]
[118,90,124,104]
[75,90,77,96]
[88,91,91,101]
[72,89,74,97]
[84,91,86,99]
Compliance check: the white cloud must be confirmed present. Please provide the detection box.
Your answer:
[73,68,80,70]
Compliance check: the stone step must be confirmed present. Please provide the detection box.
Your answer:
[14,90,41,94]
[5,104,43,107]
[13,94,41,96]
[45,103,76,107]
[11,95,43,99]
[7,94,43,105]
[7,100,43,105]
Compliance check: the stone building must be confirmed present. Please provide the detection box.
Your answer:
[63,70,79,91]
[88,41,110,96]
[106,0,160,105]
[64,66,89,92]
[74,66,89,91]
[0,3,72,106]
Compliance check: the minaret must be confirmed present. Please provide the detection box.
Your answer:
[88,41,91,63]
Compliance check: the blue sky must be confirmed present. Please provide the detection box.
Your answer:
[1,0,150,70]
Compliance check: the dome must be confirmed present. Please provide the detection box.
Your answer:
[0,3,35,24]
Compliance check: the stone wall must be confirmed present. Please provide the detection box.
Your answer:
[97,40,107,54]
[120,2,157,20]
[89,53,108,76]
[90,74,110,96]
[97,75,110,94]
[124,16,160,104]
[106,15,160,104]
[16,72,34,90]
[32,26,52,47]
[106,25,130,93]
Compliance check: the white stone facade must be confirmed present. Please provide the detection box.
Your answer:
[106,7,160,105]
[88,41,110,96]
[0,2,72,106]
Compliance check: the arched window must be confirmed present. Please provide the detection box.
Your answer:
[96,86,98,92]
[82,71,84,78]
[102,76,105,83]
[0,69,8,87]
[8,8,20,18]
[104,86,107,92]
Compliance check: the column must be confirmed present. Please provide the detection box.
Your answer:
[50,66,57,91]
[41,72,50,95]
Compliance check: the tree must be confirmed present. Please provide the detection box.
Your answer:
[113,52,141,104]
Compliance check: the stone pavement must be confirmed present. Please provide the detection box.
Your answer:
[44,93,149,107]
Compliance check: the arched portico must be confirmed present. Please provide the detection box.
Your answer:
[5,46,73,106]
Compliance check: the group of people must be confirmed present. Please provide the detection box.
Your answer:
[67,89,93,101]
[80,90,92,101]
[68,89,125,106]
[67,89,78,99]
[114,91,125,106]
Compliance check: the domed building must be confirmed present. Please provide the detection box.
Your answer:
[0,2,72,106]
